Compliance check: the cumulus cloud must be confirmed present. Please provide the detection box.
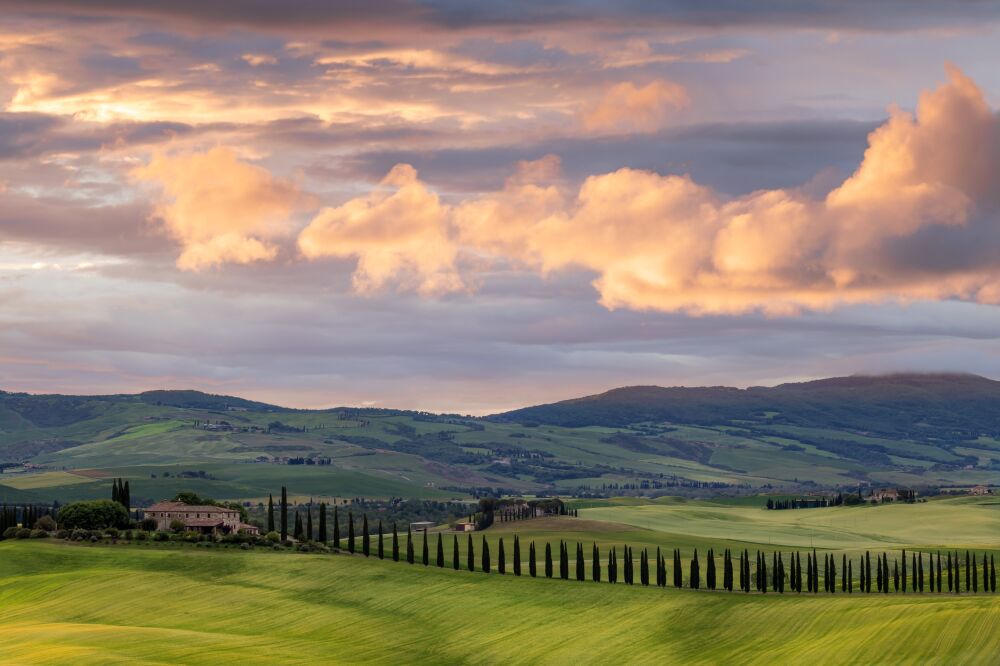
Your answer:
[294,66,1000,315]
[298,164,464,294]
[580,81,689,134]
[133,147,303,270]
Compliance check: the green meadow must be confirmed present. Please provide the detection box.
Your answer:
[3,539,1000,665]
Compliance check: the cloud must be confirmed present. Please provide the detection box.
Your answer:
[294,66,1000,315]
[298,163,464,294]
[580,81,689,134]
[132,147,303,270]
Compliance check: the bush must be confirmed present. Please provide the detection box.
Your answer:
[34,515,57,531]
[135,531,148,541]
[265,531,280,543]
[240,543,251,550]
[16,528,32,539]
[153,531,170,541]
[58,500,129,531]
[140,518,158,531]
[3,527,18,539]
[71,528,89,541]
[169,519,186,533]
[104,527,120,539]
[30,529,48,539]
[55,529,69,539]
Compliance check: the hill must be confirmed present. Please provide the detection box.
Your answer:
[491,373,1000,442]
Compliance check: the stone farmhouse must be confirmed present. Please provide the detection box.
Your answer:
[146,501,260,535]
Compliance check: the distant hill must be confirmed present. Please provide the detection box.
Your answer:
[490,374,1000,442]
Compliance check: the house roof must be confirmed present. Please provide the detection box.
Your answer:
[147,501,238,514]
[184,518,225,527]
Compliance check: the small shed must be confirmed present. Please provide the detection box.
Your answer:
[454,522,475,532]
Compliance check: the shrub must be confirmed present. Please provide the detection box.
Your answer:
[265,531,280,543]
[34,515,57,531]
[141,518,158,531]
[89,535,99,543]
[153,531,170,541]
[71,528,89,541]
[3,527,18,539]
[16,528,32,539]
[30,529,48,539]
[240,543,250,550]
[135,531,148,541]
[55,529,69,539]
[104,527,120,539]
[58,500,129,531]
[169,519,186,533]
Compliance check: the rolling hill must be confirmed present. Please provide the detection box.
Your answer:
[3,374,1000,503]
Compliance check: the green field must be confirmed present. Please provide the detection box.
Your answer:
[3,540,1000,665]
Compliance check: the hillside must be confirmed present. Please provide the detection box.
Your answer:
[4,375,1000,503]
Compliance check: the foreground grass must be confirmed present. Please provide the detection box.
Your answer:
[3,541,1000,665]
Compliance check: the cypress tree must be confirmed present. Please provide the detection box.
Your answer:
[392,523,399,562]
[973,552,979,593]
[363,514,370,557]
[708,549,717,590]
[807,553,813,593]
[827,554,834,595]
[467,534,475,572]
[306,509,313,541]
[280,486,288,541]
[676,549,683,588]
[966,550,971,591]
[267,494,275,533]
[348,512,355,553]
[876,552,883,592]
[560,541,569,580]
[124,480,130,509]
[919,552,925,592]
[760,553,767,594]
[983,553,989,593]
[378,520,384,559]
[640,548,649,586]
[406,525,414,564]
[842,554,848,593]
[318,503,327,542]
[529,541,537,577]
[576,542,585,581]
[498,537,506,574]
[333,506,340,550]
[610,547,618,584]
[991,554,996,593]
[437,533,444,567]
[593,542,601,582]
[902,549,907,592]
[848,559,853,593]
[894,559,899,592]
[865,551,872,593]
[947,551,953,591]
[453,535,460,570]
[691,549,700,590]
[294,511,303,540]
[544,542,552,578]
[513,536,521,576]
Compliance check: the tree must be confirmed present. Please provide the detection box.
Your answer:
[675,549,683,588]
[348,512,356,553]
[406,525,414,564]
[991,554,996,593]
[306,510,313,541]
[865,551,872,593]
[498,537,506,574]
[294,511,303,540]
[422,528,429,566]
[577,542,585,582]
[468,534,476,572]
[333,506,340,550]
[363,514,370,557]
[640,548,649,586]
[609,547,618,584]
[378,520,384,559]
[902,549,907,592]
[482,536,491,573]
[529,541,537,577]
[560,541,569,580]
[392,523,400,562]
[453,535,460,570]
[545,543,553,578]
[966,550,971,591]
[267,494,275,533]
[593,543,601,582]
[848,559,853,594]
[514,536,522,576]
[57,500,129,530]
[707,548,717,590]
[437,533,444,567]
[973,552,979,593]
[280,486,288,541]
[947,551,953,592]
[842,554,848,593]
[690,549,700,590]
[318,503,327,542]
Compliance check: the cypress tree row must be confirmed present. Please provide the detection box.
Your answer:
[392,523,399,562]
[378,520,384,559]
[593,543,601,582]
[576,542,585,582]
[318,503,327,543]
[406,525,414,564]
[333,506,341,550]
[529,541,537,577]
[422,528,429,566]
[348,511,356,553]
[499,537,506,574]
[514,536,522,576]
[280,486,288,541]
[453,535,460,570]
[267,494,275,533]
[545,542,552,578]
[363,515,370,557]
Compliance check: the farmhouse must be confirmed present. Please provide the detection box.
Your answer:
[454,521,475,532]
[970,485,992,495]
[146,501,260,535]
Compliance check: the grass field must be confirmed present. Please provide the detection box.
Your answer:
[3,540,1000,665]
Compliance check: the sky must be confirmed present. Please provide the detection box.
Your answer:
[3,1,1000,413]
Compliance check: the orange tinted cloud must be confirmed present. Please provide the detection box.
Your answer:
[293,66,1000,315]
[133,147,302,270]
[580,80,689,134]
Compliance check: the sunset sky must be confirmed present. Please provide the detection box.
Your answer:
[3,2,1000,413]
